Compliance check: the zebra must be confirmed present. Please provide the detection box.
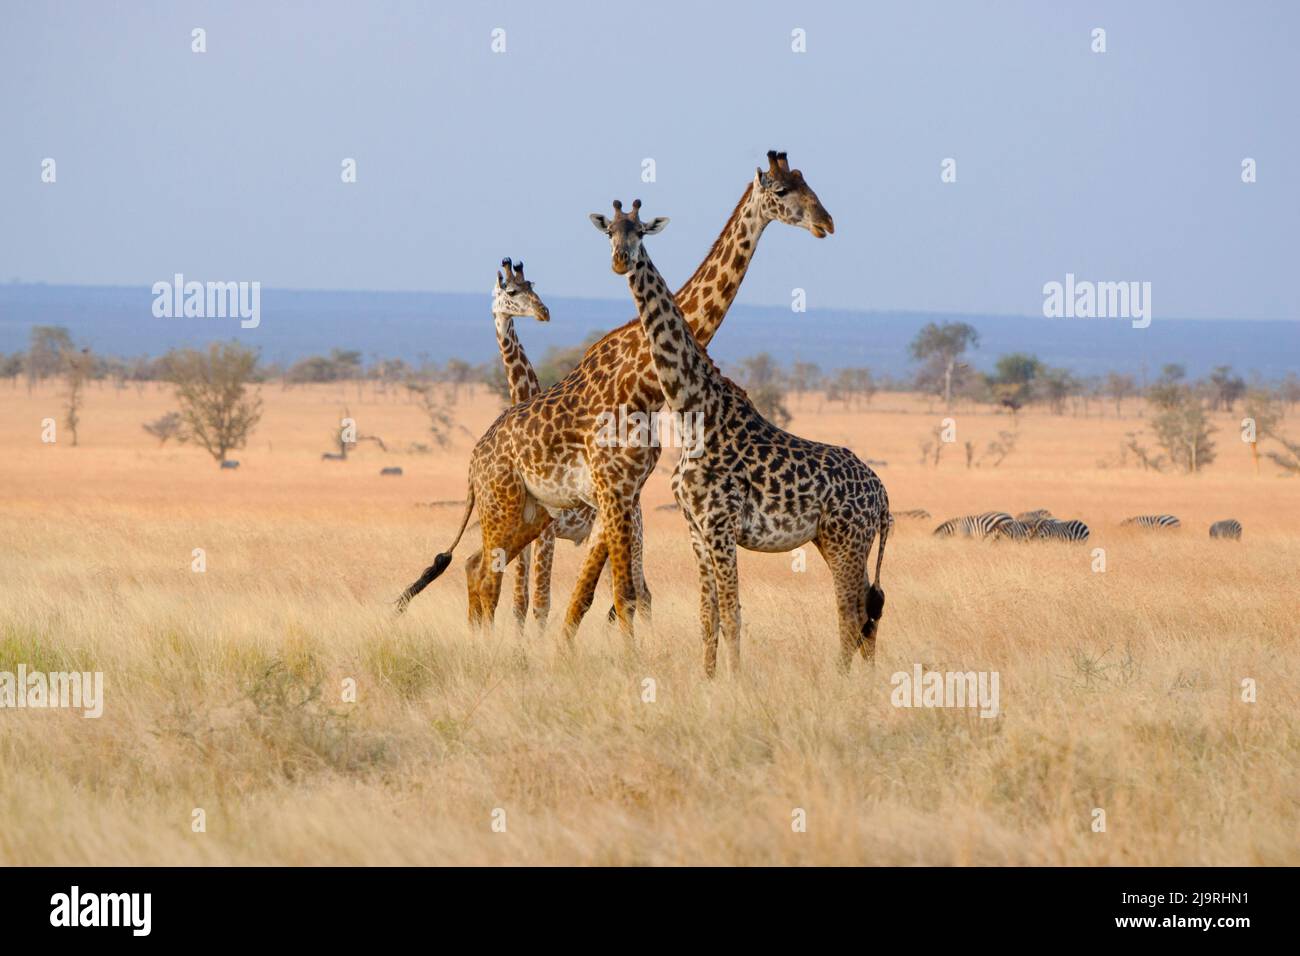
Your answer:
[1032,518,1090,542]
[994,520,1031,541]
[893,508,932,520]
[1121,514,1181,529]
[933,512,1016,539]
[1209,519,1242,540]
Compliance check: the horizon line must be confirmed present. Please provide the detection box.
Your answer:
[2,280,1295,325]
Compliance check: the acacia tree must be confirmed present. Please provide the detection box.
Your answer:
[789,361,821,408]
[1104,371,1138,417]
[987,352,1041,421]
[1,352,23,388]
[1208,365,1246,412]
[1242,389,1282,475]
[1035,366,1077,415]
[142,411,183,446]
[1151,392,1217,473]
[165,342,264,465]
[63,347,94,446]
[738,353,792,426]
[27,325,73,392]
[909,321,979,411]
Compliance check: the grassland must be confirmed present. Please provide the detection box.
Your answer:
[1,381,1296,865]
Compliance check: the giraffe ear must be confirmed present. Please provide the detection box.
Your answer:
[496,271,504,288]
[642,217,669,235]
[588,213,610,232]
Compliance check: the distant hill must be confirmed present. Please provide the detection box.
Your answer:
[1,282,1296,380]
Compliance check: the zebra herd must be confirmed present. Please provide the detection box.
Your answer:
[928,510,1091,542]
[892,509,1244,542]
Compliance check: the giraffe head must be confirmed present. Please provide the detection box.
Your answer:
[754,150,834,238]
[588,200,669,275]
[492,258,550,322]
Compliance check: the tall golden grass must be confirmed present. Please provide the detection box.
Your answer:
[1,381,1296,864]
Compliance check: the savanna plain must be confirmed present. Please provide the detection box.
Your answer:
[1,381,1296,865]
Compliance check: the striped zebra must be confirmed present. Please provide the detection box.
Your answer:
[1121,514,1181,529]
[933,511,1016,539]
[1032,518,1090,542]
[994,520,1031,541]
[1209,519,1242,540]
[893,508,931,520]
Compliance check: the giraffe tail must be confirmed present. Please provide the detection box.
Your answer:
[860,512,888,657]
[395,488,476,613]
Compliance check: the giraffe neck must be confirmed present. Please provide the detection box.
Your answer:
[493,311,540,404]
[674,182,768,347]
[628,254,717,413]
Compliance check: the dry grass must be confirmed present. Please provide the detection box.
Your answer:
[1,381,1296,865]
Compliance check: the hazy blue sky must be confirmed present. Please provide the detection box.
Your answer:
[3,1,1296,319]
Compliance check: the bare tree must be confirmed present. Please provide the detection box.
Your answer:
[1264,434,1300,476]
[142,411,184,446]
[406,381,454,447]
[1122,431,1166,472]
[978,430,1018,468]
[165,342,264,465]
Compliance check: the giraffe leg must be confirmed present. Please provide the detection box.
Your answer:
[602,502,640,639]
[562,531,609,642]
[464,550,486,631]
[472,509,552,632]
[467,475,549,635]
[530,523,556,632]
[815,520,874,671]
[511,542,531,636]
[704,523,741,675]
[630,502,652,620]
[686,517,720,677]
[606,501,651,623]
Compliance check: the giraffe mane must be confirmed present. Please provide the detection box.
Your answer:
[674,182,754,299]
[573,183,757,366]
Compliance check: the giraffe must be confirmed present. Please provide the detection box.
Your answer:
[589,199,890,675]
[396,151,834,639]
[487,259,597,632]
